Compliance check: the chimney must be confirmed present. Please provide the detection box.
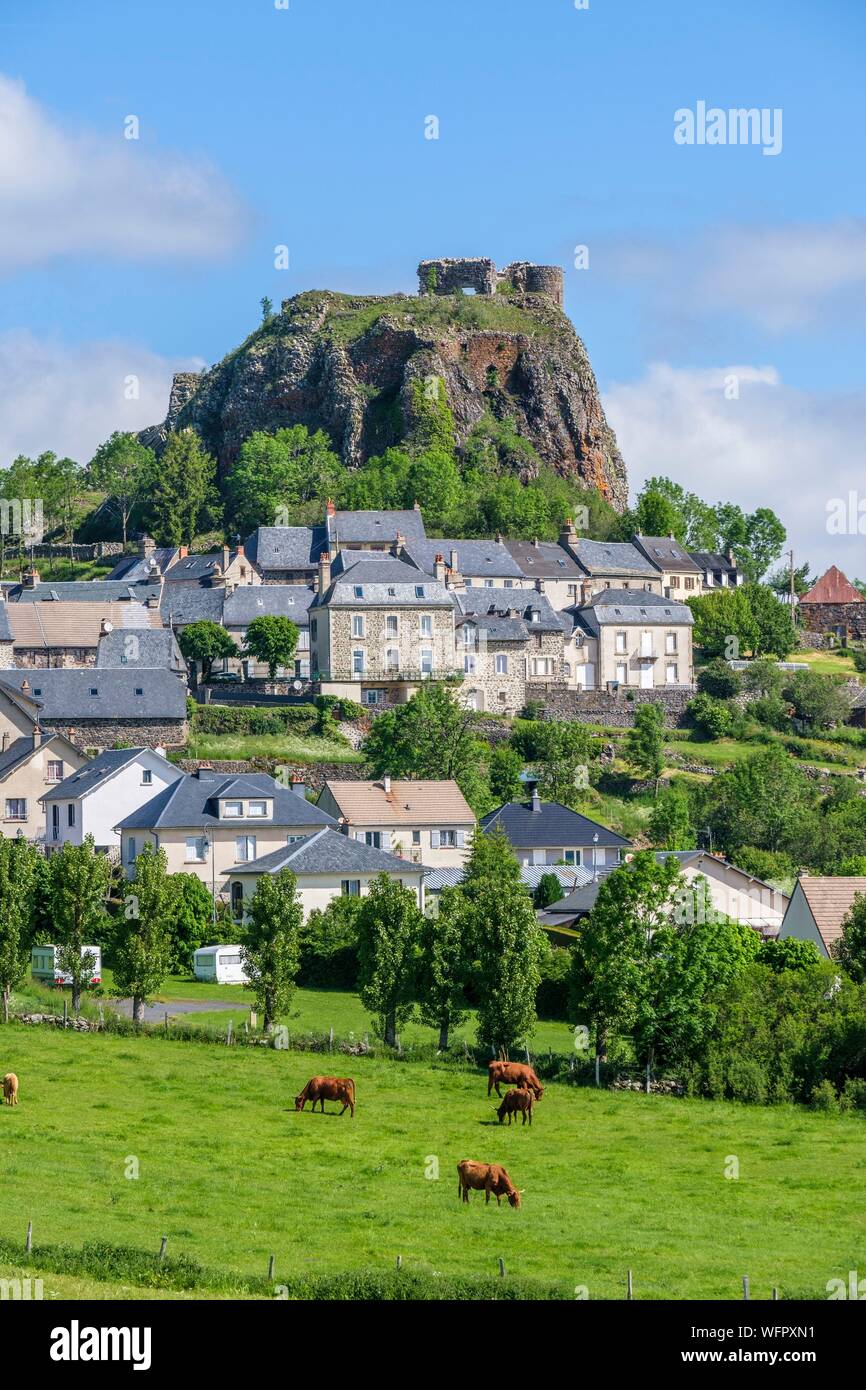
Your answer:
[433,553,446,582]
[139,534,155,559]
[99,617,112,636]
[21,678,30,694]
[222,545,230,571]
[383,773,391,794]
[560,517,577,547]
[290,779,307,799]
[147,594,160,609]
[450,549,458,571]
[532,537,540,548]
[318,550,332,594]
[413,499,421,511]
[0,733,8,753]
[32,725,42,749]
[236,543,245,557]
[326,498,336,518]
[22,567,40,589]
[179,546,189,560]
[338,817,349,835]
[194,765,215,780]
[394,530,405,556]
[727,548,736,566]
[531,788,541,813]
[495,530,503,543]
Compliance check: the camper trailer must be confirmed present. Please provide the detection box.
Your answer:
[31,944,102,986]
[193,945,249,985]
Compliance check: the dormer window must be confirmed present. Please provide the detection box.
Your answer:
[248,800,268,818]
[223,800,243,818]
[353,585,364,598]
[89,687,98,697]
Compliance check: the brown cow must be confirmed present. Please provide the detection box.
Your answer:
[497,1086,533,1126]
[457,1160,523,1208]
[487,1060,544,1100]
[2,1073,19,1106]
[294,1075,355,1117]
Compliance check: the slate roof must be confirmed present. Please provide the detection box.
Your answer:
[316,554,452,608]
[106,548,178,581]
[569,539,658,578]
[115,771,337,831]
[480,800,632,849]
[407,538,524,580]
[230,826,429,876]
[504,539,585,580]
[321,779,475,826]
[573,588,694,638]
[160,582,225,626]
[0,735,69,781]
[632,535,702,573]
[163,553,236,584]
[243,526,325,573]
[223,585,315,627]
[96,627,186,673]
[454,587,566,635]
[328,509,427,546]
[689,551,738,576]
[800,566,865,606]
[10,580,162,605]
[41,747,177,803]
[0,668,188,721]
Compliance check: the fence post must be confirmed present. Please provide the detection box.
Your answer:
[396,1255,402,1271]
[595,1055,600,1088]
[25,1220,32,1255]
[742,1276,750,1300]
[627,1268,633,1300]
[645,1060,651,1095]
[329,1025,334,1053]
[525,1043,531,1066]
[498,1257,506,1278]
[159,1236,168,1261]
[268,1254,275,1280]
[63,998,68,1029]
[772,1286,779,1301]
[226,1019,233,1046]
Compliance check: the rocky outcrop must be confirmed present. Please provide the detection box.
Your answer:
[141,273,628,510]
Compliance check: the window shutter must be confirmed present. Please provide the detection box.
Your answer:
[431,830,440,848]
[456,830,465,848]
[381,831,391,852]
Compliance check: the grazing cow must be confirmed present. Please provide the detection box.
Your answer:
[487,1060,544,1100]
[294,1075,355,1117]
[456,1160,523,1208]
[2,1073,18,1106]
[497,1086,533,1126]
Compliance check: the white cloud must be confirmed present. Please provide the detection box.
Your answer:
[0,75,248,272]
[605,220,866,333]
[0,329,200,464]
[605,363,866,577]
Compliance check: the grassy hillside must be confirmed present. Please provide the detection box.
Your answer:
[1,1026,863,1299]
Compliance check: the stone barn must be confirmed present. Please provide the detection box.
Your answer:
[799,566,866,641]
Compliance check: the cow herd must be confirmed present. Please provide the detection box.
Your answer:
[292,1058,546,1213]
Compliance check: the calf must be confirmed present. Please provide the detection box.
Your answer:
[2,1073,18,1106]
[457,1160,523,1208]
[487,1060,544,1100]
[497,1086,533,1126]
[294,1075,355,1117]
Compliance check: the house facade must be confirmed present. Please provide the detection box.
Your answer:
[316,777,475,867]
[481,793,632,869]
[565,588,694,690]
[0,730,86,842]
[42,746,185,853]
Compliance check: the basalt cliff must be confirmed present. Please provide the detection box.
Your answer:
[141,257,627,510]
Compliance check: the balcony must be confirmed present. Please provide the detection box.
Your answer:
[315,666,465,683]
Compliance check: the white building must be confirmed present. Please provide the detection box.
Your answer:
[41,747,184,853]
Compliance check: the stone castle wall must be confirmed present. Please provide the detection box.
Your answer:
[417,257,564,307]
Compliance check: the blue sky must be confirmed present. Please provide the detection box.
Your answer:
[1,0,864,571]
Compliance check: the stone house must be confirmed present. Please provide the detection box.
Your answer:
[631,534,703,600]
[0,668,189,751]
[310,550,457,706]
[221,584,315,679]
[559,526,663,598]
[0,729,86,842]
[452,587,567,713]
[316,776,475,867]
[227,827,429,922]
[798,566,866,641]
[42,746,185,853]
[3,599,163,668]
[405,536,527,590]
[564,588,694,690]
[116,769,337,903]
[504,535,586,609]
[689,550,743,590]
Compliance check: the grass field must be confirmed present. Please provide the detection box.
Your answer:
[183,732,364,764]
[1,1025,864,1300]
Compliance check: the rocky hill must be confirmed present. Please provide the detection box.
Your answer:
[141,259,627,510]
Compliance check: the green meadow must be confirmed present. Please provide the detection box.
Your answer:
[1,1025,864,1300]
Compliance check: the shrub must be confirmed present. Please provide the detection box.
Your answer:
[535,946,573,1020]
[688,692,734,738]
[842,1077,866,1111]
[810,1079,839,1112]
[730,846,794,882]
[749,695,791,731]
[696,658,741,699]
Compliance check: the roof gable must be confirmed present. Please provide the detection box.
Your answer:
[800,566,864,606]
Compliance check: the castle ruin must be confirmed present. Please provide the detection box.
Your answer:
[417,257,564,307]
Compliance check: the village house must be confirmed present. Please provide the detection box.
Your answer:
[2,599,163,668]
[453,587,567,712]
[631,534,703,600]
[405,536,526,590]
[798,566,866,642]
[96,627,187,676]
[7,572,162,606]
[227,827,429,922]
[558,524,662,597]
[221,584,315,679]
[108,535,259,590]
[0,668,189,750]
[481,792,631,869]
[310,549,457,705]
[41,746,185,853]
[564,588,694,690]
[778,875,866,958]
[242,525,325,585]
[316,776,475,866]
[0,728,86,842]
[116,768,337,900]
[689,549,743,590]
[504,534,586,610]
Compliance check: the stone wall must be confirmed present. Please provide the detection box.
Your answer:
[417,257,564,307]
[177,758,370,789]
[527,685,695,728]
[801,601,866,639]
[45,718,188,751]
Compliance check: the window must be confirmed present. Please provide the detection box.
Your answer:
[134,687,143,697]
[363,689,382,705]
[341,879,361,896]
[364,831,382,848]
[46,760,63,782]
[352,649,365,675]
[665,632,677,654]
[353,585,364,599]
[231,882,244,919]
[463,623,476,647]
[141,769,153,786]
[439,829,457,847]
[666,664,679,684]
[563,849,581,865]
[386,615,398,637]
[568,584,577,598]
[531,657,554,676]
[414,585,425,598]
[616,662,628,685]
[5,799,26,820]
[310,618,318,640]
[386,647,399,671]
[223,800,243,818]
[484,579,493,588]
[615,630,627,654]
[387,587,396,597]
[89,687,98,697]
[352,615,365,638]
[495,653,508,674]
[420,614,433,637]
[51,804,60,839]
[286,833,304,844]
[127,837,137,864]
[420,648,433,675]
[67,804,75,827]
[235,835,257,863]
[412,830,421,845]
[248,800,267,817]
[464,654,477,675]
[684,576,695,591]
[185,836,207,862]
[504,579,514,589]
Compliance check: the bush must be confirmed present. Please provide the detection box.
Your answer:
[749,695,791,731]
[535,946,573,1020]
[696,659,741,699]
[298,896,362,989]
[688,692,734,739]
[730,846,795,882]
[841,1077,866,1111]
[810,1079,839,1112]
